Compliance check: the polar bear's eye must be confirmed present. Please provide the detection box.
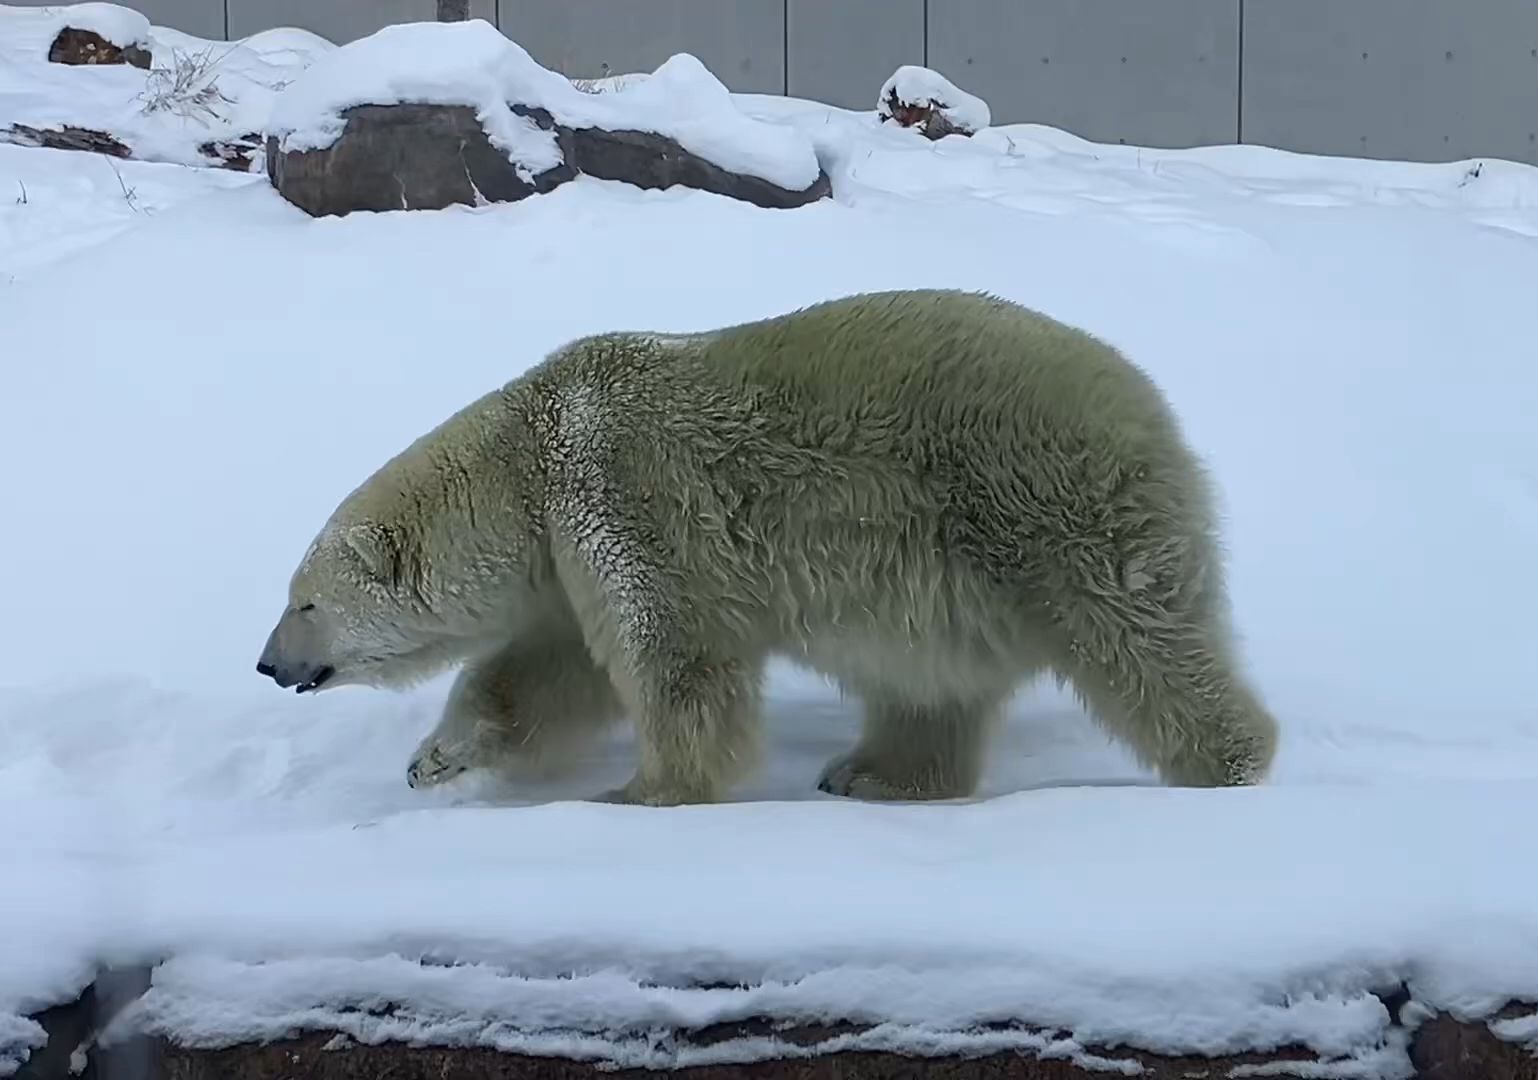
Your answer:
[297,603,316,613]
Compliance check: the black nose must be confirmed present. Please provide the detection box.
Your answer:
[256,661,277,678]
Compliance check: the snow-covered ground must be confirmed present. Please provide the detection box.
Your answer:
[0,3,333,169]
[3,8,1538,1079]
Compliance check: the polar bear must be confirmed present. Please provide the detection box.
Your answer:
[256,289,1279,805]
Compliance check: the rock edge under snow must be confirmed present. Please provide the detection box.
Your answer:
[16,968,1538,1080]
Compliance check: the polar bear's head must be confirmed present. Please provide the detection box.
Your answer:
[256,385,546,695]
[255,519,473,693]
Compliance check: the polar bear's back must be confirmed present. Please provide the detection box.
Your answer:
[697,288,1190,475]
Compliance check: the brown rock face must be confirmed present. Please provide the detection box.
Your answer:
[879,85,973,141]
[16,974,1538,1080]
[265,101,831,218]
[47,26,151,69]
[100,1021,1538,1079]
[1411,1009,1538,1080]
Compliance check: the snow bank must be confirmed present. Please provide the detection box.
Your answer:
[878,64,991,133]
[3,71,1538,1078]
[266,18,821,190]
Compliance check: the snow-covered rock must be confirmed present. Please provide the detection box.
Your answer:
[877,64,991,139]
[38,2,151,67]
[265,19,829,216]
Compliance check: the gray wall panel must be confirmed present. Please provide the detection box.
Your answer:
[786,0,924,113]
[228,0,495,44]
[498,0,784,94]
[7,0,225,41]
[1241,0,1538,166]
[926,0,1240,147]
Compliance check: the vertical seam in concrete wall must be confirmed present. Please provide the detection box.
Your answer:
[922,0,928,66]
[1236,0,1245,143]
[222,0,229,40]
[782,0,789,95]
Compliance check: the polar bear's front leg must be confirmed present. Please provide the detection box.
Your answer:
[406,632,625,790]
[549,523,763,807]
[592,653,764,806]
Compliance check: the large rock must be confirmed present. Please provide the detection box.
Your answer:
[262,20,830,218]
[266,102,830,217]
[265,104,575,216]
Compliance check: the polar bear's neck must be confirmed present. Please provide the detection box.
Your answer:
[343,386,547,637]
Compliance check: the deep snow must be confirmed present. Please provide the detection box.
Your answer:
[3,9,1538,1079]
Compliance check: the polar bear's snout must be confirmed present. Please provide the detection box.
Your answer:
[256,608,337,694]
[256,656,335,693]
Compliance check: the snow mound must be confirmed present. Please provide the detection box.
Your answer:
[878,64,991,134]
[266,18,821,190]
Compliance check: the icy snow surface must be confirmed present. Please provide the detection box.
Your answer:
[3,52,1538,1080]
[266,19,822,190]
[878,64,991,133]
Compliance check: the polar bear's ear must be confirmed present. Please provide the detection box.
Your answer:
[343,523,403,588]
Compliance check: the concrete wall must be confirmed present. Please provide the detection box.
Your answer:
[925,0,1241,148]
[500,0,784,95]
[1240,0,1538,166]
[785,0,923,112]
[228,0,494,43]
[17,0,1538,165]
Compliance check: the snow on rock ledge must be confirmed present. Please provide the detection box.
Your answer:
[265,19,830,216]
[877,65,990,140]
[41,2,152,69]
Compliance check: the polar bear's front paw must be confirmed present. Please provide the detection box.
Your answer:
[406,738,474,790]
